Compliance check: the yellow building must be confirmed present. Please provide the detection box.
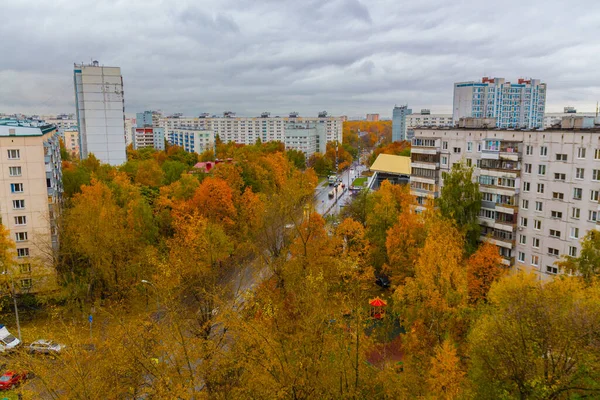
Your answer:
[63,130,80,158]
[0,122,61,293]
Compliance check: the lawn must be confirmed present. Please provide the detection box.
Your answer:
[352,177,367,186]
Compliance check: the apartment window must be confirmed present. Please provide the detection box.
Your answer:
[442,141,448,150]
[549,229,561,238]
[14,216,27,225]
[532,238,540,248]
[537,183,544,194]
[453,147,461,154]
[554,173,566,181]
[526,145,533,155]
[548,248,559,256]
[19,264,31,274]
[573,188,582,200]
[8,166,22,177]
[523,182,530,192]
[569,246,578,257]
[595,148,600,160]
[20,279,32,289]
[576,168,585,179]
[10,183,23,193]
[577,147,586,159]
[519,235,527,245]
[590,210,598,222]
[477,143,482,152]
[593,170,600,181]
[552,192,564,200]
[531,255,539,266]
[16,248,29,258]
[591,190,599,202]
[571,207,580,219]
[546,265,558,274]
[7,149,20,160]
[556,154,567,161]
[466,158,472,167]
[540,146,547,156]
[520,217,528,227]
[535,201,543,212]
[441,156,448,165]
[467,142,473,152]
[518,252,525,263]
[534,220,542,230]
[538,165,546,175]
[550,211,562,219]
[15,232,27,242]
[522,199,529,209]
[570,227,580,239]
[12,200,25,209]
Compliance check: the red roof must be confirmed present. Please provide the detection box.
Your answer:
[369,297,387,307]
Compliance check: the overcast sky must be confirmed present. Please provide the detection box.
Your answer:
[1,0,599,118]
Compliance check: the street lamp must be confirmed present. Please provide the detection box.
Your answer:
[141,280,160,312]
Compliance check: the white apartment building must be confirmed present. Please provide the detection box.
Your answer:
[134,111,165,151]
[167,128,215,155]
[284,122,326,159]
[159,112,342,154]
[411,117,600,279]
[0,122,62,293]
[406,110,453,128]
[74,61,127,165]
[453,77,546,129]
[40,115,78,133]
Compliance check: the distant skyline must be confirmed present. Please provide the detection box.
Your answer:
[1,0,599,117]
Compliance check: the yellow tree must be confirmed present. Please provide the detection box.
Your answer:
[427,340,465,399]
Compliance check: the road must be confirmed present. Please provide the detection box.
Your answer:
[315,163,368,216]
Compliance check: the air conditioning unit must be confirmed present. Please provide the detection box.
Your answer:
[518,227,524,231]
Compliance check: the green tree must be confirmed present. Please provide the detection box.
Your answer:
[437,161,481,253]
[556,230,600,282]
[469,273,600,399]
[161,160,188,185]
[286,149,307,170]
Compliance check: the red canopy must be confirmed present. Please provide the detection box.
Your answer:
[369,297,387,307]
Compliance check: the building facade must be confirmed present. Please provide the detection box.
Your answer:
[167,128,215,155]
[158,112,343,151]
[73,61,127,165]
[63,130,80,158]
[544,107,596,129]
[405,110,453,128]
[366,114,380,122]
[134,111,165,151]
[284,122,326,159]
[410,119,600,279]
[453,77,547,129]
[0,122,62,293]
[392,105,412,142]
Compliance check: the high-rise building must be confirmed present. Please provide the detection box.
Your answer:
[63,130,80,158]
[167,128,215,155]
[134,111,165,151]
[453,77,547,129]
[0,121,62,293]
[366,114,380,122]
[392,105,412,142]
[410,117,600,279]
[73,61,127,165]
[284,121,326,159]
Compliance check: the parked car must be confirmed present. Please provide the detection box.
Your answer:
[0,325,20,352]
[28,339,64,355]
[0,371,28,390]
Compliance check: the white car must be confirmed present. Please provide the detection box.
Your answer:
[0,325,20,352]
[28,339,64,355]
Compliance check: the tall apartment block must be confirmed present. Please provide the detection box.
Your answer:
[134,111,165,151]
[410,117,600,279]
[392,105,412,142]
[284,121,326,159]
[159,112,343,156]
[0,121,62,293]
[453,77,547,129]
[167,127,215,155]
[73,61,127,165]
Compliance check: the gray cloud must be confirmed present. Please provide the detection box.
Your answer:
[1,0,599,117]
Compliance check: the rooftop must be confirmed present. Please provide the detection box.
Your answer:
[370,154,411,175]
[0,120,56,136]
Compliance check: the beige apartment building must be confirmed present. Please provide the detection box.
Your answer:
[411,117,600,279]
[0,122,62,293]
[63,129,80,158]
